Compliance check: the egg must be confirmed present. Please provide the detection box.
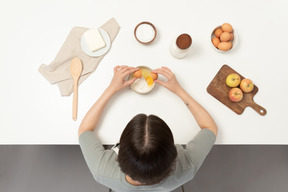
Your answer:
[230,33,234,41]
[134,69,142,78]
[151,72,158,80]
[222,23,233,33]
[220,32,231,42]
[214,28,223,38]
[212,37,220,48]
[218,42,233,51]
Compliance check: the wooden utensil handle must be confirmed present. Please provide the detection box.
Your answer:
[249,102,267,116]
[72,81,78,121]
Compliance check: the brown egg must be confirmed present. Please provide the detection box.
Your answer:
[212,37,220,48]
[151,72,158,80]
[220,32,231,42]
[230,33,234,41]
[218,41,233,51]
[134,69,142,78]
[222,23,233,33]
[214,28,223,38]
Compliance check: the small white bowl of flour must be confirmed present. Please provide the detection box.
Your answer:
[134,22,157,44]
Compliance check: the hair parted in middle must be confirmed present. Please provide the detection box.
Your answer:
[117,114,177,185]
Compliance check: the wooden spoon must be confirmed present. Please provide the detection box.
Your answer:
[70,57,83,121]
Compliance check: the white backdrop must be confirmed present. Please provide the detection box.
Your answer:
[0,0,287,144]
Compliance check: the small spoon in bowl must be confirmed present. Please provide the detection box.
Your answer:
[70,57,83,121]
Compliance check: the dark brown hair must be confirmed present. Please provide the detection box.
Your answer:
[117,114,177,185]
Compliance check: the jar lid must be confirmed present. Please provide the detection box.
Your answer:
[176,34,192,49]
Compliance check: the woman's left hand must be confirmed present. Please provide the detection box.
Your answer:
[107,65,139,94]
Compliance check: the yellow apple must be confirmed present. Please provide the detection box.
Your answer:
[240,79,254,93]
[226,74,241,87]
[229,88,243,102]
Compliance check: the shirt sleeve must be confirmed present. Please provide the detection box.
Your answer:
[78,131,106,179]
[79,131,120,183]
[185,128,216,173]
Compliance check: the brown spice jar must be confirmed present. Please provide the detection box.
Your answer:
[176,34,192,49]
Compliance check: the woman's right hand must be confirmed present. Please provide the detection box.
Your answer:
[107,65,139,94]
[152,67,184,95]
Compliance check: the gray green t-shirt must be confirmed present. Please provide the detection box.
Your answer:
[79,128,216,192]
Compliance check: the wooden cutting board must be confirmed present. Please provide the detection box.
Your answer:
[207,64,267,116]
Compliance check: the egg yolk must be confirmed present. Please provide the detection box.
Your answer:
[145,76,154,86]
[139,69,154,86]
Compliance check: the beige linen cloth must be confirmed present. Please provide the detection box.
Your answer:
[39,18,120,96]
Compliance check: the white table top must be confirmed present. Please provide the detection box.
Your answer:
[1,0,288,144]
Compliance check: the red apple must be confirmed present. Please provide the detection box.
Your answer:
[240,79,254,93]
[229,88,243,102]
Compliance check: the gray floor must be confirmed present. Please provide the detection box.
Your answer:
[0,145,287,192]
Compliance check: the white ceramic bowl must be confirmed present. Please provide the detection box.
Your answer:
[134,22,157,44]
[211,25,238,53]
[129,66,155,94]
